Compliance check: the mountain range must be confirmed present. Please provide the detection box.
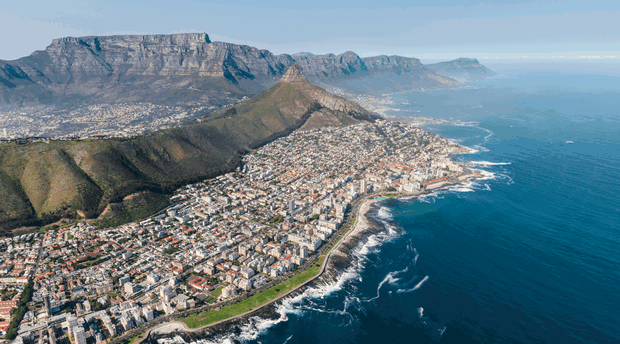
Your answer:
[0,33,495,235]
[0,33,494,105]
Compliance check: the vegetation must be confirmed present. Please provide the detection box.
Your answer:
[4,282,33,340]
[163,247,180,255]
[127,331,147,344]
[92,192,169,229]
[270,214,285,224]
[0,70,375,236]
[75,256,109,270]
[90,300,106,312]
[178,256,325,328]
[211,286,223,297]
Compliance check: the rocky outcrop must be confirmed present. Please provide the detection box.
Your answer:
[0,33,462,105]
[278,64,307,83]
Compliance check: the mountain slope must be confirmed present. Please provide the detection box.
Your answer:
[0,33,459,105]
[0,64,375,234]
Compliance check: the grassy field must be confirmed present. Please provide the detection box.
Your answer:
[211,286,223,298]
[178,256,325,328]
[127,331,146,344]
[75,255,109,270]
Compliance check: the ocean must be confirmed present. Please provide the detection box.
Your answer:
[158,64,620,344]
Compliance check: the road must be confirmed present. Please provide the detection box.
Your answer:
[114,192,383,344]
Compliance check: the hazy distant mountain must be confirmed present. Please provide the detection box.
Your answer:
[427,58,496,77]
[297,52,459,95]
[0,33,460,105]
[0,64,376,234]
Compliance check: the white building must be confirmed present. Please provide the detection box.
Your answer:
[73,326,86,344]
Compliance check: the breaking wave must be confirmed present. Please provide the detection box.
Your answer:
[158,206,405,344]
[468,161,512,166]
[157,122,507,344]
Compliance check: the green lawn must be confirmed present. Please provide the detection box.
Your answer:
[127,332,146,344]
[178,256,325,328]
[75,255,109,270]
[210,286,223,297]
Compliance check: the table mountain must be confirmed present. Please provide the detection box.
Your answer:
[0,33,460,105]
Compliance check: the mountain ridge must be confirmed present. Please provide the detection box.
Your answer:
[0,33,461,105]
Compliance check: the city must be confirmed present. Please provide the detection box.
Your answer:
[0,120,469,343]
[0,101,243,142]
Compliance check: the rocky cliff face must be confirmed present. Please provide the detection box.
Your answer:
[0,33,460,105]
[278,64,308,83]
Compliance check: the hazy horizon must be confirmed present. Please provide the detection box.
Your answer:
[1,0,617,61]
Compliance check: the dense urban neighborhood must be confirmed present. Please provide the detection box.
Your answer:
[0,102,231,141]
[0,120,470,343]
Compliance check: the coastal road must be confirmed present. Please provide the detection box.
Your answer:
[130,193,380,343]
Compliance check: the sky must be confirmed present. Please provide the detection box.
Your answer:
[1,0,618,61]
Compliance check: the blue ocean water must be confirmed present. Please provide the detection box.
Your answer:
[174,66,620,344]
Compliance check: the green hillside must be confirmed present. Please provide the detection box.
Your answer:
[0,65,376,235]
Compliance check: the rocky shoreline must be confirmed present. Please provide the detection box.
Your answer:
[145,169,482,343]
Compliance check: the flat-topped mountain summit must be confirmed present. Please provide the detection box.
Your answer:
[0,64,376,234]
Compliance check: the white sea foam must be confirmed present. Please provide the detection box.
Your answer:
[376,206,393,220]
[397,276,429,293]
[166,122,509,343]
[447,185,475,193]
[468,161,512,166]
[169,209,404,343]
[366,267,409,302]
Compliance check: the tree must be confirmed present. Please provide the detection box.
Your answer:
[4,282,33,340]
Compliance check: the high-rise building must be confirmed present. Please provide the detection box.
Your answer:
[73,326,86,344]
[65,316,77,337]
[44,295,51,316]
[360,179,367,194]
[289,199,295,213]
[48,328,56,344]
[2,128,6,137]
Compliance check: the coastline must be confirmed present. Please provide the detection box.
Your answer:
[142,170,482,343]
